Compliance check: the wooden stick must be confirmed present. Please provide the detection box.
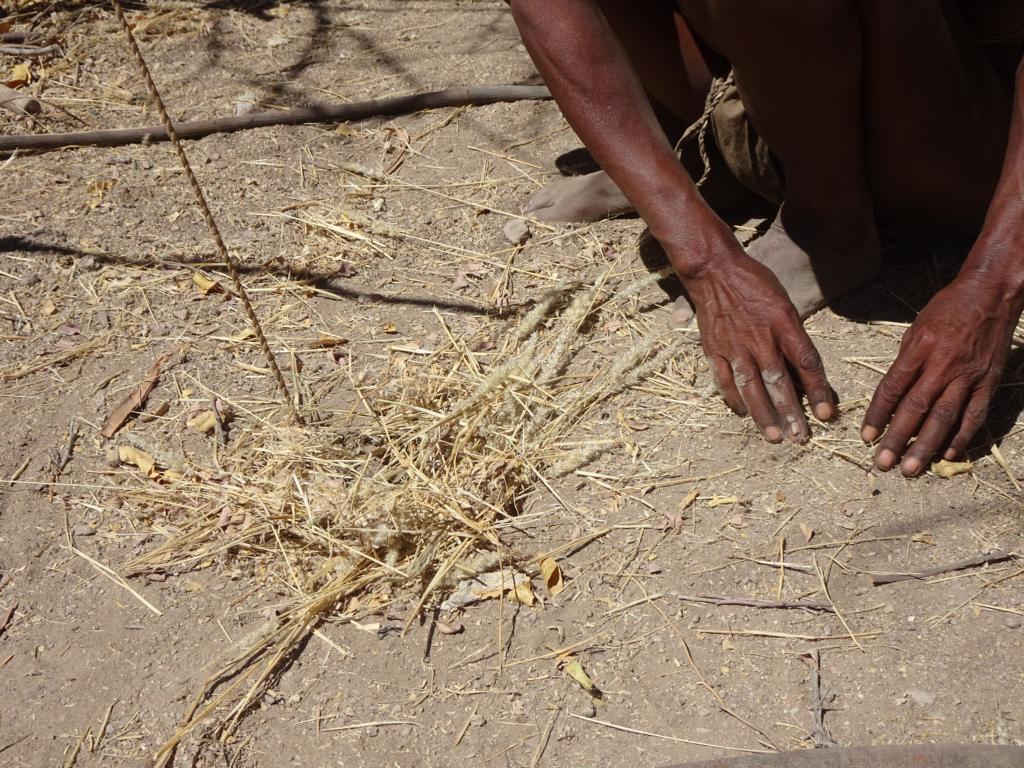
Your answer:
[0,83,40,116]
[871,550,1015,585]
[0,32,35,43]
[0,44,60,56]
[0,85,551,153]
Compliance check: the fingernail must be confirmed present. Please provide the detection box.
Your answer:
[901,457,922,476]
[765,426,783,443]
[814,403,834,421]
[861,426,880,443]
[788,420,806,443]
[943,448,957,461]
[875,448,896,470]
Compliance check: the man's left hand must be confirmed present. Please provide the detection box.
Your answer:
[861,276,1019,476]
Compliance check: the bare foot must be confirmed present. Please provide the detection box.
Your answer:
[673,195,882,323]
[524,171,634,223]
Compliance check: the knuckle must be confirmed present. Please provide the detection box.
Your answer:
[963,402,989,427]
[760,367,785,386]
[929,401,958,426]
[795,345,823,372]
[731,365,756,389]
[876,376,906,403]
[902,391,931,416]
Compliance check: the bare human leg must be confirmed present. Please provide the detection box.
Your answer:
[858,0,1013,233]
[673,0,882,321]
[671,0,1016,320]
[524,0,718,224]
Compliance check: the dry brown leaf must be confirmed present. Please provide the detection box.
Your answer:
[563,659,597,694]
[193,272,222,295]
[6,62,31,89]
[540,557,564,597]
[187,410,217,434]
[229,327,255,343]
[931,459,972,479]
[799,521,814,543]
[509,580,535,606]
[118,445,158,479]
[100,351,172,438]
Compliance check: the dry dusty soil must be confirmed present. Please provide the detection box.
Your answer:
[1,2,1023,767]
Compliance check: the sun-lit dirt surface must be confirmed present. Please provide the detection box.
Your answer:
[1,2,1023,766]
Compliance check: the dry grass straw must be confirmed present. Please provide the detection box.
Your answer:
[114,269,681,763]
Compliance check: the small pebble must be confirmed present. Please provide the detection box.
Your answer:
[1005,616,1022,629]
[503,218,531,246]
[18,273,40,287]
[579,702,597,718]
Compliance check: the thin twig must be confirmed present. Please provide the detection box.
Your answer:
[67,546,162,616]
[110,0,301,424]
[569,715,773,754]
[801,651,839,748]
[871,550,1015,586]
[320,720,420,733]
[670,593,833,612]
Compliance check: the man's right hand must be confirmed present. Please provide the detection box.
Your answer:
[682,247,835,443]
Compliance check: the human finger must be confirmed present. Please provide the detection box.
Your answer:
[861,354,922,444]
[731,358,783,443]
[758,360,808,443]
[780,329,833,421]
[942,388,992,461]
[898,382,971,476]
[873,378,939,471]
[709,355,746,416]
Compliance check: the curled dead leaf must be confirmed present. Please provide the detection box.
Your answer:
[509,580,535,606]
[562,659,601,696]
[118,445,158,479]
[228,326,256,343]
[192,272,222,295]
[187,410,218,434]
[6,62,31,89]
[539,557,564,598]
[799,522,814,543]
[931,459,972,479]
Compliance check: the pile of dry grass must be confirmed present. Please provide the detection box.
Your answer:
[114,268,681,763]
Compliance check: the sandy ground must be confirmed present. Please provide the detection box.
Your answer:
[1,2,1023,767]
